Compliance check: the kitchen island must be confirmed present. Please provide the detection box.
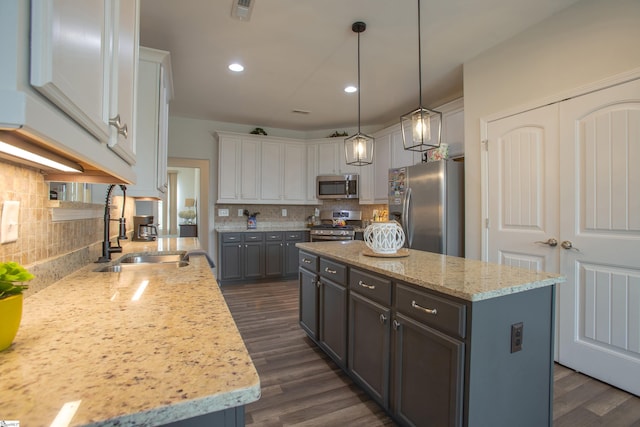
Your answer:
[297,240,565,427]
[0,238,260,426]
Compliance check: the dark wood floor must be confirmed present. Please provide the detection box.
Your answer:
[221,279,640,427]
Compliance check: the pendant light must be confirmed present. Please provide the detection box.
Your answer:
[345,21,374,166]
[400,0,442,152]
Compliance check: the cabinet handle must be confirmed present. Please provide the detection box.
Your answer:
[316,280,321,288]
[393,319,400,330]
[109,114,128,138]
[280,243,283,247]
[324,267,337,274]
[379,314,387,324]
[411,300,438,315]
[238,245,241,248]
[358,280,375,290]
[228,237,237,240]
[302,258,312,264]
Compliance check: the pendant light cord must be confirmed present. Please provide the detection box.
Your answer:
[357,27,362,134]
[417,0,422,109]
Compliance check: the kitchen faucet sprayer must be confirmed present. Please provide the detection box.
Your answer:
[96,184,128,263]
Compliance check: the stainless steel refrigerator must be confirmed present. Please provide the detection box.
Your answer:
[388,160,464,256]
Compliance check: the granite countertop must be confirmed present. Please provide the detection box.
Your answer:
[0,238,260,426]
[297,241,565,302]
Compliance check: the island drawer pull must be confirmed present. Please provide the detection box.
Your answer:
[324,267,337,274]
[412,300,438,315]
[302,258,312,264]
[358,280,375,290]
[379,314,387,324]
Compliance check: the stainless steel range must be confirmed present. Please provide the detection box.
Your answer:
[309,210,361,242]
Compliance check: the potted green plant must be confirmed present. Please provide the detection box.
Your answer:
[0,262,34,351]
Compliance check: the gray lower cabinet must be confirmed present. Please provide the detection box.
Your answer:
[393,312,464,427]
[284,231,306,275]
[218,230,308,283]
[298,255,555,427]
[348,268,393,409]
[219,233,244,281]
[299,263,319,338]
[265,232,284,277]
[318,258,348,369]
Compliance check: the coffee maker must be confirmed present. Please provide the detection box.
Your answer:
[133,215,157,241]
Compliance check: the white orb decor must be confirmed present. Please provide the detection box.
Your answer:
[364,221,406,254]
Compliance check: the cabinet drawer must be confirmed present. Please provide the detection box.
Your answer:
[285,231,304,241]
[299,251,318,271]
[349,268,391,306]
[244,232,264,242]
[222,233,243,243]
[319,258,347,285]
[266,232,284,241]
[396,283,466,339]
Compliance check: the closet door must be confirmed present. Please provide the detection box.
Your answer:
[558,78,640,396]
[486,104,560,273]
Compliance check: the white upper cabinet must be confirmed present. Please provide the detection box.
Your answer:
[0,0,136,183]
[30,0,111,143]
[107,0,139,164]
[282,143,307,203]
[217,135,241,201]
[316,139,359,176]
[127,47,173,199]
[216,132,312,205]
[30,0,139,165]
[260,141,283,202]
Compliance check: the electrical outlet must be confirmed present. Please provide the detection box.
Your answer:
[282,208,287,217]
[511,322,524,353]
[238,209,244,217]
[0,201,20,244]
[218,208,229,217]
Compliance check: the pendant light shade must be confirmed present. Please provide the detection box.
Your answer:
[345,21,374,166]
[401,0,442,152]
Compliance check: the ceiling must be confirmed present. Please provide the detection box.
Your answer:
[139,0,582,132]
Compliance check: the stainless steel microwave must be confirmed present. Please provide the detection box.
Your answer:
[316,174,359,199]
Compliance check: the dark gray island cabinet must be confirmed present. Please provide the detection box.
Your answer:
[297,241,564,427]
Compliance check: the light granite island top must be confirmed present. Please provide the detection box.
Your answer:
[0,238,260,426]
[296,241,565,301]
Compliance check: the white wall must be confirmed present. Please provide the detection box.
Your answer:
[463,0,640,260]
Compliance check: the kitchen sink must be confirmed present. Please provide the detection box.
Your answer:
[94,251,190,272]
[95,261,189,272]
[119,253,188,264]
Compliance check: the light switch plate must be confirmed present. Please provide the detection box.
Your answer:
[282,209,287,217]
[218,208,229,217]
[1,200,20,244]
[238,209,244,217]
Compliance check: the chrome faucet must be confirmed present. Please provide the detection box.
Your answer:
[96,184,128,263]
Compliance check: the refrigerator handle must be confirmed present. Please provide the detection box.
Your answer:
[402,187,412,247]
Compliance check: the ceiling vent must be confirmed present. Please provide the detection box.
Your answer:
[231,0,254,21]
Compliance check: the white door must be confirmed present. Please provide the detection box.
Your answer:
[558,78,640,396]
[486,104,560,273]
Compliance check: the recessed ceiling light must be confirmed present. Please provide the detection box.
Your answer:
[228,63,244,72]
[344,85,357,93]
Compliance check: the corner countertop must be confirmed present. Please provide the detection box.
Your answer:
[296,241,565,302]
[215,224,310,233]
[0,238,260,426]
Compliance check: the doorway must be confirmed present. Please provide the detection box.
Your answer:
[166,157,210,259]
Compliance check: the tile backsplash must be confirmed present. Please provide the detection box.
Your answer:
[0,159,134,297]
[214,200,387,227]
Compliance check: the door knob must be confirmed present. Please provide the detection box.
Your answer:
[561,240,580,251]
[535,238,558,247]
